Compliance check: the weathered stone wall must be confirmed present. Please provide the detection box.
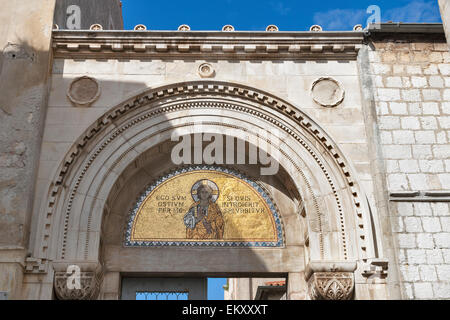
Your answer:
[366,36,450,299]
[0,0,55,299]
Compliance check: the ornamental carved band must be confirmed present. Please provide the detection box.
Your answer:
[54,270,102,300]
[308,272,354,300]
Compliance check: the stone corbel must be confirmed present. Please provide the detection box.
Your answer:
[306,261,357,300]
[53,261,103,300]
[24,257,49,274]
[362,258,388,283]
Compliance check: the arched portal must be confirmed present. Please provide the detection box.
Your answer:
[32,81,378,300]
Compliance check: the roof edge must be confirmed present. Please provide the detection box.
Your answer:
[368,23,444,34]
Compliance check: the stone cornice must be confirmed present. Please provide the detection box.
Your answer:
[52,30,364,59]
[368,22,444,34]
[390,191,450,202]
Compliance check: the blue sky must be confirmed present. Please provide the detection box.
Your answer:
[120,0,441,300]
[208,278,227,300]
[121,0,442,31]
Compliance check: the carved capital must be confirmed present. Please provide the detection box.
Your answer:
[53,262,103,300]
[306,261,356,300]
[308,272,354,300]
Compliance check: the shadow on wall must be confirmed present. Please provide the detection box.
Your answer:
[0,40,50,115]
[29,74,152,256]
[0,39,53,249]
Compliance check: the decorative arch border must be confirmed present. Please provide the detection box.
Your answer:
[82,115,322,259]
[124,165,285,247]
[34,80,371,268]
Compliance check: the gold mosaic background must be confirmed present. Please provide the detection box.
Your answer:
[131,170,277,242]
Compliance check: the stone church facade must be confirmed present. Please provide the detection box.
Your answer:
[0,0,449,300]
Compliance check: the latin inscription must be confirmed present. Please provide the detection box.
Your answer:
[126,167,283,246]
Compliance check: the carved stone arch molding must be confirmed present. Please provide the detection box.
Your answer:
[32,81,377,299]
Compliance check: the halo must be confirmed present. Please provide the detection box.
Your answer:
[191,179,219,203]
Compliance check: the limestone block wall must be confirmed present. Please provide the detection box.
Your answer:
[391,201,450,299]
[367,37,450,299]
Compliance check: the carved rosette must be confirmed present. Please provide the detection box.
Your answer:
[198,63,215,78]
[266,25,279,32]
[310,25,323,32]
[134,24,147,31]
[178,24,191,31]
[53,265,103,300]
[308,272,354,300]
[90,24,103,31]
[222,25,235,32]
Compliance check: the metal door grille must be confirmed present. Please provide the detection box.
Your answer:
[136,291,189,300]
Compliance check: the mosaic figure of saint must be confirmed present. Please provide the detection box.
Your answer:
[184,179,224,240]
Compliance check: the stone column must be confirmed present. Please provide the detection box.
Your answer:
[439,0,450,49]
[0,0,56,299]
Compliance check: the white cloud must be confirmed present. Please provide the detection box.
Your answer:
[313,8,366,31]
[384,1,441,23]
[270,2,291,16]
[313,1,441,31]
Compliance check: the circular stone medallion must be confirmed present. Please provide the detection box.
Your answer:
[198,63,215,78]
[67,76,100,107]
[311,77,345,107]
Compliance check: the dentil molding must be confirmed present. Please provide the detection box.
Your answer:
[52,30,363,59]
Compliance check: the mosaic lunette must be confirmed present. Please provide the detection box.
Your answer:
[126,167,284,247]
